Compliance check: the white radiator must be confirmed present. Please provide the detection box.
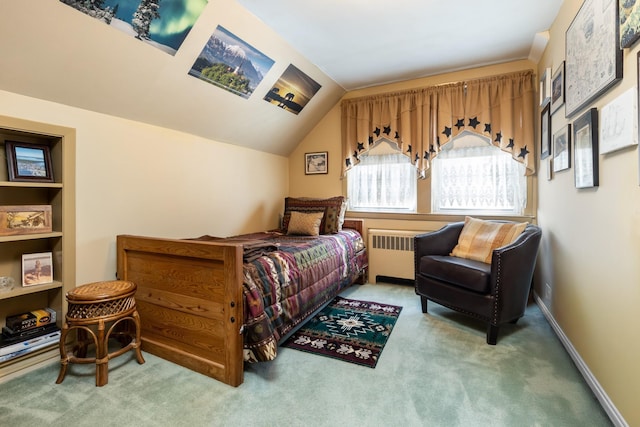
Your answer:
[367,229,425,282]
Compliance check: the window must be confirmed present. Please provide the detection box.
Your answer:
[347,141,417,212]
[431,132,526,215]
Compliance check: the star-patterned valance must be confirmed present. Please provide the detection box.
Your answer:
[341,70,536,178]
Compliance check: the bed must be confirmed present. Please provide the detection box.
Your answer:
[116,198,367,387]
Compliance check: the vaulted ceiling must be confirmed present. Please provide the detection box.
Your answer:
[0,0,563,156]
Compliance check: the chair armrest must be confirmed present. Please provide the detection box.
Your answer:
[414,222,464,257]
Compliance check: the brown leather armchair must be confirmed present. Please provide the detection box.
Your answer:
[414,221,542,344]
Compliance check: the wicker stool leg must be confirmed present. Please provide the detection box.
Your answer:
[55,322,70,384]
[95,319,108,387]
[132,310,145,365]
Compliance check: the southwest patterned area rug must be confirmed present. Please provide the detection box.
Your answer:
[283,296,402,368]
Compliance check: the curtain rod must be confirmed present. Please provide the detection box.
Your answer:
[341,69,534,104]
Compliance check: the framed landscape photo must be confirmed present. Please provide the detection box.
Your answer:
[540,103,551,159]
[21,252,53,287]
[305,152,328,175]
[565,0,622,117]
[573,108,599,189]
[550,62,565,114]
[553,125,571,172]
[5,141,54,183]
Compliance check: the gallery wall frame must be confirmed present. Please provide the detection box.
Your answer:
[5,141,54,183]
[305,152,328,175]
[540,103,551,160]
[620,0,640,48]
[553,124,571,172]
[573,108,599,189]
[539,67,551,107]
[550,62,565,114]
[565,0,623,118]
[599,87,638,154]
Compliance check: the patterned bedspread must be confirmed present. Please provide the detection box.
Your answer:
[238,229,367,362]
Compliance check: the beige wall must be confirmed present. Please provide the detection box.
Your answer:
[536,1,640,425]
[0,90,289,285]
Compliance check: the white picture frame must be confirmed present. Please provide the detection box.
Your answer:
[21,252,53,287]
[599,87,638,154]
[540,67,551,106]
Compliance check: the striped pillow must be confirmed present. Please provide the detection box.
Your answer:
[450,217,528,263]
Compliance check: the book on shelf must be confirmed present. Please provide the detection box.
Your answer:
[5,308,56,333]
[0,329,61,361]
[1,323,59,345]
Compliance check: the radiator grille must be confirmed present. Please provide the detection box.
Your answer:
[371,234,414,251]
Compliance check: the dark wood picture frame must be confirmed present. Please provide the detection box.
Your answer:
[550,61,565,114]
[5,141,54,183]
[540,103,551,160]
[572,108,599,189]
[553,124,571,172]
[565,0,622,118]
[305,151,328,175]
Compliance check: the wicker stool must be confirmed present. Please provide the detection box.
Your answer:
[56,280,145,386]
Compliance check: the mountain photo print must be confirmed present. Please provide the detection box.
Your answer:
[188,26,275,99]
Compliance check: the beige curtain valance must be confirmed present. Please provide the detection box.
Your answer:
[341,70,536,178]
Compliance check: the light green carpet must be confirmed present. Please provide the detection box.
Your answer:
[0,283,611,427]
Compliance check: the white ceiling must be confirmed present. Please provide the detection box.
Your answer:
[239,0,563,90]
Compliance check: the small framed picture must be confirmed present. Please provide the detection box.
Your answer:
[539,67,551,106]
[540,103,551,159]
[0,205,53,237]
[22,252,53,287]
[305,151,328,175]
[573,108,599,189]
[553,125,571,172]
[5,141,54,183]
[550,62,565,114]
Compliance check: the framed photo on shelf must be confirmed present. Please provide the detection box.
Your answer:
[5,141,54,183]
[539,67,551,106]
[573,108,599,189]
[0,205,52,237]
[305,151,328,175]
[599,87,638,154]
[540,103,551,159]
[565,0,622,117]
[21,252,53,287]
[550,62,565,114]
[553,125,571,172]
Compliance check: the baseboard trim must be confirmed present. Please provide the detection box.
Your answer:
[533,292,628,427]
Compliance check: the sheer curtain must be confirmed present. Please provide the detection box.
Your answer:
[431,134,526,214]
[347,152,416,211]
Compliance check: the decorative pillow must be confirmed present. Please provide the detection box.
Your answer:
[282,196,346,234]
[450,216,528,263]
[286,211,324,236]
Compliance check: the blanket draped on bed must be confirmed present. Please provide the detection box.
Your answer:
[230,229,367,363]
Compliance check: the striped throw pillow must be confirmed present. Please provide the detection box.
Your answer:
[450,217,528,263]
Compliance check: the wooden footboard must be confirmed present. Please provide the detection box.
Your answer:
[116,219,365,387]
[116,236,244,386]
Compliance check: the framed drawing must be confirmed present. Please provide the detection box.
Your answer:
[305,152,328,175]
[5,141,54,183]
[0,205,52,236]
[553,125,571,172]
[565,0,622,118]
[540,103,551,160]
[599,87,638,154]
[22,252,53,287]
[620,0,640,48]
[550,62,565,114]
[540,67,551,106]
[573,108,599,189]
